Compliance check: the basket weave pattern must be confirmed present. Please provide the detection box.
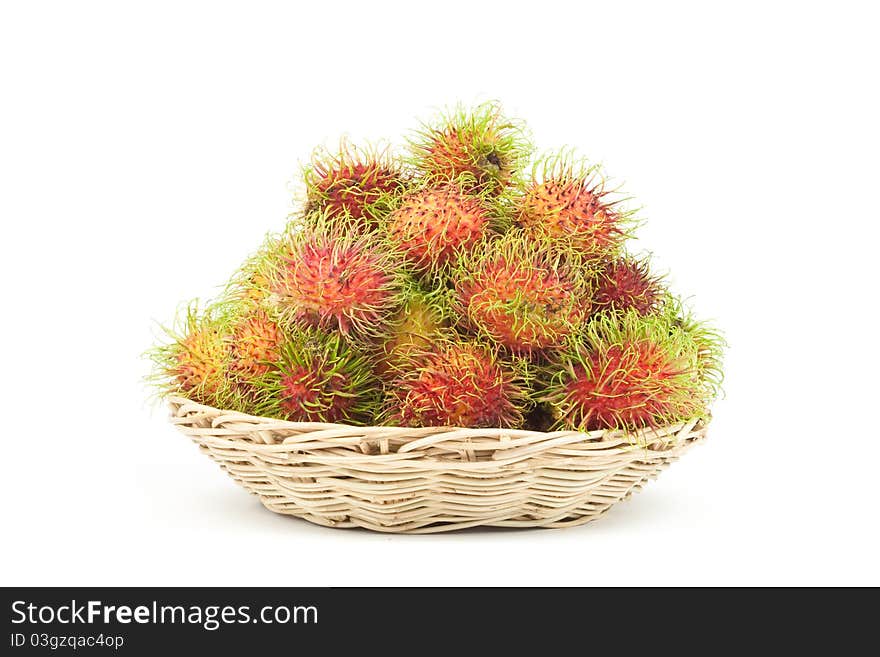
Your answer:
[169,397,708,533]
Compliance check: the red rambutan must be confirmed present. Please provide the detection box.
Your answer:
[517,152,635,259]
[254,327,378,424]
[592,256,664,316]
[304,141,406,223]
[541,311,712,432]
[262,214,405,340]
[386,184,493,272]
[383,339,529,428]
[453,233,591,357]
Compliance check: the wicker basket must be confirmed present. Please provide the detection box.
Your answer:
[169,396,708,533]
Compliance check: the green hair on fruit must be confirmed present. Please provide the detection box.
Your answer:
[252,326,378,424]
[517,150,637,259]
[381,337,530,429]
[303,140,407,225]
[540,309,722,433]
[407,101,532,194]
[453,231,593,358]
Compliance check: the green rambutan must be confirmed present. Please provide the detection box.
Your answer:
[375,282,451,378]
[149,302,232,406]
[386,183,494,273]
[304,140,406,224]
[592,255,664,316]
[260,213,406,340]
[541,310,719,432]
[408,101,532,194]
[382,338,529,429]
[452,232,591,357]
[663,296,725,395]
[224,231,284,309]
[253,326,378,424]
[517,152,636,259]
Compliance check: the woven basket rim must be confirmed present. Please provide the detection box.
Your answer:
[168,395,706,457]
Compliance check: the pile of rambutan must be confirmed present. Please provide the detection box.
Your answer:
[149,102,724,435]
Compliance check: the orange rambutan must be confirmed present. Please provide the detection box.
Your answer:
[386,183,493,273]
[149,303,232,407]
[517,152,635,259]
[229,307,285,380]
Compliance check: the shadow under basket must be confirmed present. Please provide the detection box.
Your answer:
[169,397,709,534]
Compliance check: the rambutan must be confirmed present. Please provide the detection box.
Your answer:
[254,327,378,424]
[386,183,494,273]
[304,140,406,224]
[408,101,531,194]
[663,296,725,395]
[261,213,405,340]
[541,311,717,432]
[592,256,664,316]
[517,152,635,259]
[229,307,285,380]
[149,303,231,406]
[375,282,451,378]
[383,339,529,429]
[224,232,283,308]
[453,233,591,357]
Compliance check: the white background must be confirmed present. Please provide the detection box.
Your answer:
[1,1,877,586]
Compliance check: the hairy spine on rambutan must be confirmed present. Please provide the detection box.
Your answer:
[516,151,637,259]
[452,232,592,358]
[382,338,530,429]
[385,182,496,273]
[407,101,532,194]
[252,327,378,424]
[259,212,406,341]
[148,302,232,407]
[592,255,665,316]
[540,310,719,432]
[303,140,407,224]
